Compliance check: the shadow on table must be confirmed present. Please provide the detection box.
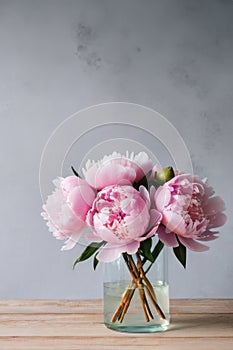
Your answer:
[166,313,228,332]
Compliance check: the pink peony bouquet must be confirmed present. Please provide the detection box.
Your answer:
[42,151,226,322]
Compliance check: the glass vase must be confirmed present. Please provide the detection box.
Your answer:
[103,244,170,333]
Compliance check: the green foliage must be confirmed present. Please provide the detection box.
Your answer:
[140,238,164,264]
[71,166,81,178]
[133,171,152,191]
[151,240,164,262]
[73,242,104,270]
[173,239,186,268]
[139,238,154,262]
[93,253,99,270]
[142,240,164,274]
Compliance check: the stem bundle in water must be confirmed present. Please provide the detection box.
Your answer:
[111,253,166,323]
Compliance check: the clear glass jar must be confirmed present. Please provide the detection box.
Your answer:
[103,244,170,333]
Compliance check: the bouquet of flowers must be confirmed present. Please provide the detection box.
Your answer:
[42,152,226,324]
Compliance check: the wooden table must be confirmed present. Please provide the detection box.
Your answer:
[0,299,232,349]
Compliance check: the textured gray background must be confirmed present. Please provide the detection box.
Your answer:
[0,0,232,299]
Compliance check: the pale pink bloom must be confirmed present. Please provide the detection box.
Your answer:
[82,151,153,190]
[42,176,95,250]
[150,164,162,180]
[153,174,227,251]
[86,185,162,262]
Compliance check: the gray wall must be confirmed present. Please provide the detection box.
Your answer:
[0,0,232,299]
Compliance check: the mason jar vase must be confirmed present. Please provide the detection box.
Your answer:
[103,244,170,333]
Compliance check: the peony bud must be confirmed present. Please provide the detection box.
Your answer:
[154,166,175,186]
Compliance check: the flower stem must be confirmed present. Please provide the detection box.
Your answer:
[118,287,136,322]
[136,252,156,300]
[111,253,166,323]
[136,252,166,320]
[122,254,152,322]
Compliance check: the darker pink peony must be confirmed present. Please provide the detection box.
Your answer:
[153,174,227,251]
[86,185,162,262]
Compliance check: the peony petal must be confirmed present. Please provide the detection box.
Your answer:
[53,177,63,188]
[93,221,121,244]
[85,232,103,242]
[98,240,140,261]
[147,209,162,231]
[124,240,140,254]
[149,186,156,209]
[135,225,159,241]
[82,151,153,190]
[197,234,218,242]
[96,244,123,262]
[204,196,226,216]
[149,164,162,180]
[62,176,84,197]
[126,205,150,238]
[154,186,171,212]
[67,185,95,219]
[157,225,179,247]
[178,237,209,252]
[59,205,85,233]
[208,213,227,228]
[61,231,83,251]
[197,229,219,241]
[133,151,153,181]
[86,163,136,190]
[162,211,187,236]
[139,185,151,209]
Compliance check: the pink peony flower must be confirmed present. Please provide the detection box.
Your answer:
[86,185,162,262]
[42,176,95,250]
[153,174,227,251]
[82,151,153,190]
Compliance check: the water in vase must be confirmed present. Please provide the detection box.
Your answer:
[104,280,170,333]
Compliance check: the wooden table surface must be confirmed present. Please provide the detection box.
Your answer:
[0,299,232,349]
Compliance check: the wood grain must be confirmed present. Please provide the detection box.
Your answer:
[0,299,232,350]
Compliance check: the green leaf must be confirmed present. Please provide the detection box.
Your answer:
[93,253,99,270]
[151,240,164,262]
[144,240,164,274]
[133,174,149,191]
[71,166,80,178]
[173,239,186,268]
[140,238,154,262]
[73,242,104,270]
